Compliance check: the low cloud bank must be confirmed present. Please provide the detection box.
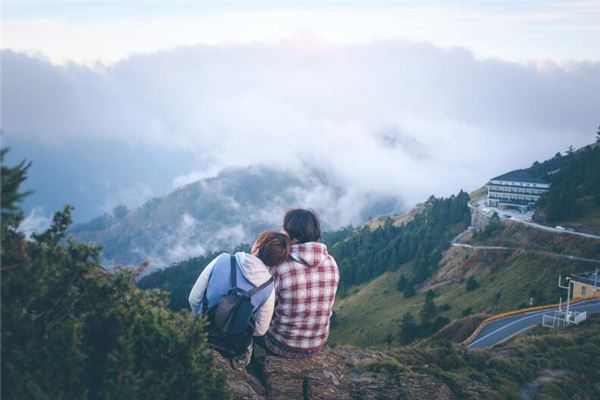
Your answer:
[3,40,599,228]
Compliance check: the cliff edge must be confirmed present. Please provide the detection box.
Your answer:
[213,348,454,400]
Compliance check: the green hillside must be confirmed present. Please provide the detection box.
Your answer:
[365,314,600,399]
[139,191,471,311]
[330,191,471,292]
[528,144,600,231]
[330,222,600,348]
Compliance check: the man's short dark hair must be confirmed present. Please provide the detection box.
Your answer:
[283,208,321,244]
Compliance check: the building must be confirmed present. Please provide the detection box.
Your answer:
[486,170,550,212]
[571,270,600,299]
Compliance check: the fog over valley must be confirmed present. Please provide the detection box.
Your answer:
[4,39,599,254]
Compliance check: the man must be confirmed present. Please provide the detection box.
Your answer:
[264,209,340,358]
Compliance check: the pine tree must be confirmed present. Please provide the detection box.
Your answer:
[1,150,228,399]
[396,274,408,292]
[420,292,437,322]
[403,281,416,298]
[399,312,418,344]
[466,276,480,291]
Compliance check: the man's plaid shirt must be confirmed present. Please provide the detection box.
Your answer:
[265,242,339,354]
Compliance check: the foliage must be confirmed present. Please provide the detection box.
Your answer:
[420,291,438,322]
[527,143,600,223]
[1,148,32,229]
[465,276,480,291]
[322,224,354,247]
[1,152,227,400]
[396,274,408,292]
[402,281,416,298]
[393,316,600,399]
[329,191,471,290]
[399,313,418,344]
[397,293,450,345]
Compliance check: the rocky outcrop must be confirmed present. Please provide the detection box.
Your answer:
[212,348,455,400]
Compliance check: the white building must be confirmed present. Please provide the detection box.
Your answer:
[486,170,550,212]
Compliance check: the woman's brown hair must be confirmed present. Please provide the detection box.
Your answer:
[253,231,291,267]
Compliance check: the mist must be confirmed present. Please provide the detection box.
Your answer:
[4,39,599,227]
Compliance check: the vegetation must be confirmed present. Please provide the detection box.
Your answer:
[138,251,227,311]
[330,246,596,348]
[473,211,500,241]
[140,192,471,311]
[465,276,479,291]
[374,315,600,399]
[526,143,600,225]
[1,151,227,399]
[469,220,600,260]
[330,191,471,292]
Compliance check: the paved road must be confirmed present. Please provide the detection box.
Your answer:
[467,298,600,349]
[510,218,600,240]
[468,202,600,240]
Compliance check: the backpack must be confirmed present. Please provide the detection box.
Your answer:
[204,254,273,357]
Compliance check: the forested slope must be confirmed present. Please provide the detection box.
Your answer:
[527,144,600,227]
[1,151,227,399]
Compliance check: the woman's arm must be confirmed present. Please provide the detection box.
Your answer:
[253,288,275,336]
[188,255,221,317]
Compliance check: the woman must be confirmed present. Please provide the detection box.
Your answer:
[188,231,290,365]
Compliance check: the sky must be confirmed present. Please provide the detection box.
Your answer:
[3,1,600,65]
[2,0,600,230]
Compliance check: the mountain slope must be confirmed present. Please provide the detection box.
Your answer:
[531,144,600,231]
[72,165,402,268]
[331,217,600,348]
[220,315,600,400]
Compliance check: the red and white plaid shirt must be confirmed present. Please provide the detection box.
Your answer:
[265,242,339,354]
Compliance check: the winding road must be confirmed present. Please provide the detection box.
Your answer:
[466,298,600,349]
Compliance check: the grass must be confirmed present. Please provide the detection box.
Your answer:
[560,206,600,233]
[351,315,600,399]
[330,248,597,348]
[471,221,600,259]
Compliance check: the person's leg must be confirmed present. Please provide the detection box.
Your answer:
[231,340,253,368]
[254,335,278,356]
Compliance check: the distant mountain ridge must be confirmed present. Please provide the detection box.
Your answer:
[72,165,402,268]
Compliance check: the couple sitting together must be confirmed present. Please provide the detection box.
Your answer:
[188,208,340,366]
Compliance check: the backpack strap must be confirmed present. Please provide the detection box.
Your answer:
[230,254,237,289]
[230,253,273,297]
[247,276,274,297]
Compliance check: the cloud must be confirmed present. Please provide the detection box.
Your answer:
[3,41,600,224]
[17,207,52,238]
[102,181,154,213]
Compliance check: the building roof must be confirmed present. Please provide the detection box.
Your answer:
[490,169,549,185]
[572,271,600,287]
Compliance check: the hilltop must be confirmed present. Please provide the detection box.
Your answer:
[138,143,600,351]
[216,315,600,400]
[330,221,600,347]
[5,139,600,400]
[71,165,402,268]
[331,144,600,348]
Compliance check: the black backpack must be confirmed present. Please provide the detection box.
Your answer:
[204,255,273,357]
